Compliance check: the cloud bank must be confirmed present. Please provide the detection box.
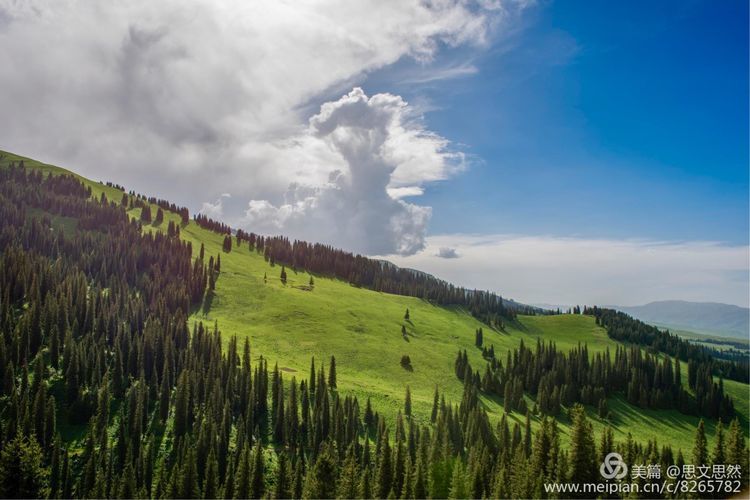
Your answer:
[0,0,522,254]
[384,235,750,307]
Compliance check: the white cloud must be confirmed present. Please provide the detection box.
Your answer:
[383,234,750,307]
[387,186,425,199]
[399,62,479,84]
[0,0,528,254]
[0,0,520,203]
[199,193,231,219]
[242,88,460,255]
[436,247,461,258]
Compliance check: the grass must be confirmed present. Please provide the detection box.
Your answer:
[175,220,747,453]
[4,148,748,455]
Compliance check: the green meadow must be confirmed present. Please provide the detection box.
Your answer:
[3,149,747,455]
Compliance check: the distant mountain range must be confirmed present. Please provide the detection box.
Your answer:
[613,300,749,340]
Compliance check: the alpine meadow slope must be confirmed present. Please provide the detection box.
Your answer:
[2,149,747,459]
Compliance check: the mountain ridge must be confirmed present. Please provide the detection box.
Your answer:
[613,300,749,340]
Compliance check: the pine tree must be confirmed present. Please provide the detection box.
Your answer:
[404,385,412,418]
[726,418,748,482]
[400,455,414,499]
[286,379,299,449]
[429,452,451,500]
[523,410,533,457]
[234,445,251,500]
[448,459,468,499]
[309,357,316,397]
[249,441,265,499]
[222,455,236,500]
[49,436,62,498]
[303,441,337,499]
[179,447,201,499]
[280,267,288,285]
[568,405,597,484]
[118,463,136,499]
[32,382,46,446]
[531,417,552,479]
[328,356,337,389]
[692,419,708,466]
[404,309,410,321]
[174,372,190,438]
[222,235,233,253]
[412,454,426,500]
[431,386,439,423]
[364,397,374,429]
[61,448,71,499]
[49,327,60,370]
[337,445,360,499]
[160,360,171,422]
[203,450,219,500]
[503,382,513,413]
[273,452,291,500]
[292,460,304,499]
[392,434,405,496]
[274,376,286,444]
[375,437,393,498]
[44,396,56,450]
[358,469,372,499]
[712,420,725,465]
[0,433,48,499]
[140,206,152,223]
[492,468,510,500]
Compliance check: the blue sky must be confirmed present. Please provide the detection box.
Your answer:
[367,0,749,245]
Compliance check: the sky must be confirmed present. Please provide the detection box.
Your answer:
[1,0,747,307]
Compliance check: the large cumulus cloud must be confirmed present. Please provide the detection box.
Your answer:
[243,88,462,255]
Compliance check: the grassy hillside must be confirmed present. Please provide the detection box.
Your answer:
[175,220,748,452]
[2,149,747,455]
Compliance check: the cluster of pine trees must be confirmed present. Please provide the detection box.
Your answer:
[142,196,189,227]
[193,214,232,235]
[103,180,172,214]
[455,338,735,420]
